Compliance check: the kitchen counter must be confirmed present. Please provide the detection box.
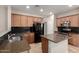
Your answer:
[41,32,68,43]
[0,35,30,53]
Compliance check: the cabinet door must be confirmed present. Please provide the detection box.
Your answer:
[27,16,33,27]
[71,15,79,27]
[20,15,28,27]
[68,33,79,46]
[12,14,21,27]
[28,33,34,44]
[72,34,79,46]
[56,18,61,27]
[68,33,73,44]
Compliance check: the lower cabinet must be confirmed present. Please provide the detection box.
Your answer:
[23,32,34,44]
[28,33,34,44]
[41,37,48,53]
[68,33,79,47]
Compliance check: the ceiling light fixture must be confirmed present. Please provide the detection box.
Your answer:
[26,5,30,9]
[50,12,53,15]
[40,8,43,12]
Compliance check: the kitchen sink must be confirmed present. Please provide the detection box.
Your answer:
[8,34,22,43]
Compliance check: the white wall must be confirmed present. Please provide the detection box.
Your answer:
[54,16,57,31]
[43,14,55,34]
[0,6,11,37]
[7,6,11,31]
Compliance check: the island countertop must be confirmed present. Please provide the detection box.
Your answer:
[41,32,68,43]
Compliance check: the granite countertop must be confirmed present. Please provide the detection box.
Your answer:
[0,36,30,53]
[41,32,68,43]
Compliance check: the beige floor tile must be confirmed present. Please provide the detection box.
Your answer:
[68,44,79,53]
[29,43,42,53]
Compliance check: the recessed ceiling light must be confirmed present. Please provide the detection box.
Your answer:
[68,5,73,7]
[26,5,30,9]
[50,12,53,15]
[40,8,43,12]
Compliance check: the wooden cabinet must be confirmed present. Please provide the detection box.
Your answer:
[68,33,79,47]
[56,18,61,27]
[11,14,42,27]
[27,16,34,27]
[56,14,79,27]
[12,14,21,27]
[41,37,48,53]
[70,15,79,27]
[28,33,34,44]
[20,15,28,27]
[23,32,34,44]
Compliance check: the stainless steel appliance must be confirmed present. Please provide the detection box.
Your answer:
[58,21,71,33]
[61,21,71,27]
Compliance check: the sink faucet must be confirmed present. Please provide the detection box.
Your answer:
[8,34,15,40]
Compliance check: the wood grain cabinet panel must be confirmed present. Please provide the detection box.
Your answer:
[28,33,34,44]
[68,33,79,47]
[70,15,79,27]
[41,37,48,53]
[20,15,28,27]
[56,15,79,27]
[12,14,21,27]
[23,32,34,44]
[56,18,61,27]
[27,16,34,27]
[11,14,42,27]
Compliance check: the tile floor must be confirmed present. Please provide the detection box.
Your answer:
[68,44,79,53]
[29,43,42,53]
[22,43,42,53]
[22,43,79,53]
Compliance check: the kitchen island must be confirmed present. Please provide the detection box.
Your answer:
[41,32,68,53]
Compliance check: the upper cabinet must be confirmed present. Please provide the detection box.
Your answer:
[70,15,79,27]
[20,15,28,27]
[27,16,34,27]
[12,14,21,27]
[56,14,79,27]
[11,14,42,27]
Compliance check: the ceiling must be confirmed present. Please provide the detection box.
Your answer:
[11,5,79,17]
